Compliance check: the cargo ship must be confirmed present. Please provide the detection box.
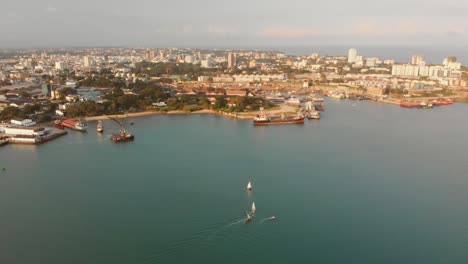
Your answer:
[61,118,87,131]
[253,108,304,126]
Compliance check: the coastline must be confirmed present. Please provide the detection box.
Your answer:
[83,104,300,122]
[84,109,255,121]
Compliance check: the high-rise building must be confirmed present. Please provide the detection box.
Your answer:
[148,50,156,61]
[348,48,357,63]
[55,62,68,70]
[227,52,236,68]
[201,59,212,68]
[447,56,457,63]
[159,50,167,60]
[41,84,52,97]
[184,55,194,63]
[411,55,425,65]
[83,56,91,68]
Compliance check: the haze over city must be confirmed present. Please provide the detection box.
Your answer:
[2,0,468,48]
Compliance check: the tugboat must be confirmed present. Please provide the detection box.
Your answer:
[97,120,104,133]
[253,108,304,126]
[108,116,134,143]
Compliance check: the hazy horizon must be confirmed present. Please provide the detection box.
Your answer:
[2,0,468,48]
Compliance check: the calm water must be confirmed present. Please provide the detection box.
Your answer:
[1,100,468,264]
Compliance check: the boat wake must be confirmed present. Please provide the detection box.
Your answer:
[260,216,276,224]
[140,218,244,264]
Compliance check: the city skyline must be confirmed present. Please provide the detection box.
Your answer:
[1,0,468,48]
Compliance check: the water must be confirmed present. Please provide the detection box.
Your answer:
[1,100,468,263]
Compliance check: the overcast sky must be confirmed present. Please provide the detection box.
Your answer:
[1,0,468,48]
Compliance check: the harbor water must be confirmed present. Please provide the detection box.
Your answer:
[1,99,468,264]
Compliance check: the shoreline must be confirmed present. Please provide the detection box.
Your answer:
[84,109,256,121]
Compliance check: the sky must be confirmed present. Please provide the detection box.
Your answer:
[1,0,468,48]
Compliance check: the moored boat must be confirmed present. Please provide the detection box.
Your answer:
[308,111,320,120]
[253,108,304,126]
[97,120,103,133]
[107,115,134,143]
[54,120,64,129]
[62,118,87,132]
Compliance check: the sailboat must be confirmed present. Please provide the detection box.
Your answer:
[245,211,252,223]
[251,202,256,213]
[247,181,252,191]
[97,120,104,133]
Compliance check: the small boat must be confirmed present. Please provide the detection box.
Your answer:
[247,181,252,191]
[251,202,256,213]
[97,120,104,133]
[245,212,252,223]
[308,111,320,120]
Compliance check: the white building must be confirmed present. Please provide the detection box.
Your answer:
[4,126,48,136]
[348,48,357,63]
[55,62,68,71]
[10,118,36,127]
[184,55,194,64]
[201,59,213,68]
[365,58,378,67]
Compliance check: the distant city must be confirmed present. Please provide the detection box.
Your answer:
[0,47,467,145]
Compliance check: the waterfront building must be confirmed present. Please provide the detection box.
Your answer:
[348,48,357,63]
[10,118,37,127]
[4,126,47,136]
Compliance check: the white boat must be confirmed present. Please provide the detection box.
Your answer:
[97,120,103,133]
[252,202,256,213]
[308,111,320,120]
[287,97,301,105]
[247,181,252,191]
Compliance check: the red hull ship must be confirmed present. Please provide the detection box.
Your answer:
[107,115,135,143]
[253,108,305,126]
[254,118,305,126]
[111,133,135,143]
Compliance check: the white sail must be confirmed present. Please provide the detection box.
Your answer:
[247,181,252,190]
[252,202,256,212]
